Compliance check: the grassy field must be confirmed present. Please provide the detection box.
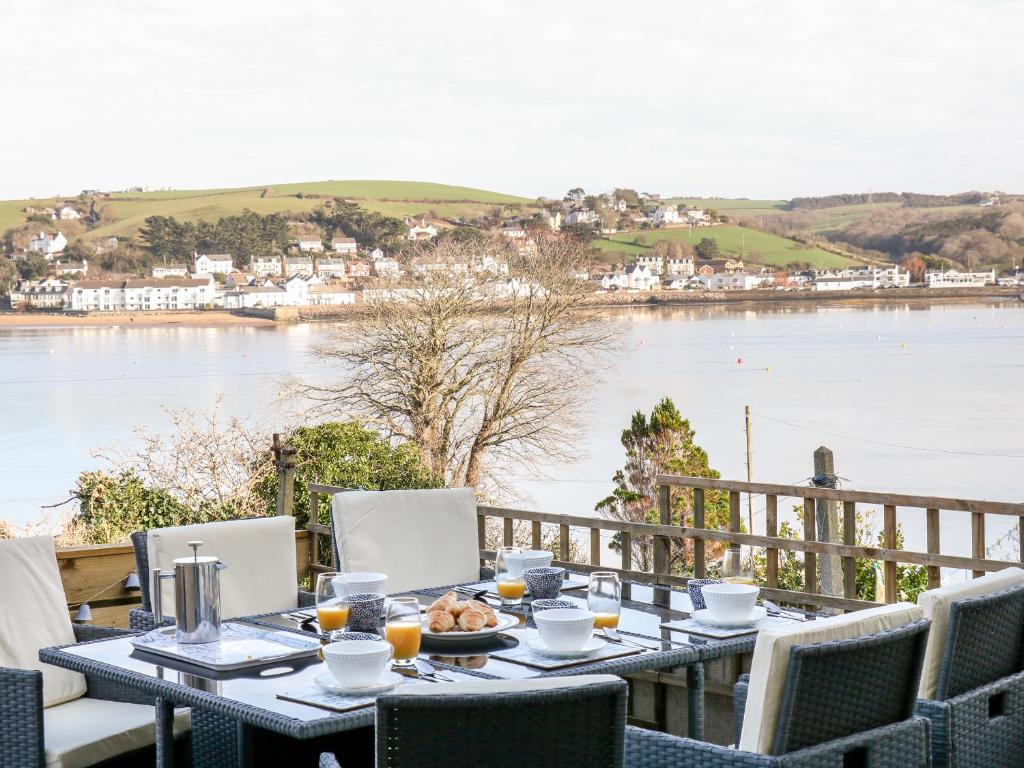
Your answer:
[2,180,539,239]
[593,225,856,268]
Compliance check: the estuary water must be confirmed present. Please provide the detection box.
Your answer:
[1,299,1022,561]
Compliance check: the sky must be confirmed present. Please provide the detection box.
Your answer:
[1,0,1022,201]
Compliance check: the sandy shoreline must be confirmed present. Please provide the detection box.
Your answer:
[0,310,274,329]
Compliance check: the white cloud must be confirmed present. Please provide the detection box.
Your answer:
[1,0,1020,199]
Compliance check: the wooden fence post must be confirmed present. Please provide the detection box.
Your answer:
[813,446,843,599]
[273,433,296,517]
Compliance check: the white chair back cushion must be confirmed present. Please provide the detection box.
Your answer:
[0,535,86,708]
[394,673,621,697]
[44,698,190,768]
[738,601,923,755]
[916,566,1024,699]
[331,488,480,594]
[147,516,298,621]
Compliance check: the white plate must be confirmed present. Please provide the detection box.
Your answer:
[314,670,404,696]
[420,611,520,642]
[692,606,767,628]
[526,635,607,659]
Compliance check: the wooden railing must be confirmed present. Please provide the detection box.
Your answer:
[307,475,1024,612]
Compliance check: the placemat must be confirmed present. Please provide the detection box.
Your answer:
[490,633,643,670]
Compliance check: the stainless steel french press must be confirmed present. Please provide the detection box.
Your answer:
[152,540,228,644]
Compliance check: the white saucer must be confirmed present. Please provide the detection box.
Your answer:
[314,670,404,696]
[692,606,767,628]
[526,636,607,659]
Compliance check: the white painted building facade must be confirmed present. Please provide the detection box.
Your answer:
[29,231,68,257]
[194,253,233,275]
[925,269,996,288]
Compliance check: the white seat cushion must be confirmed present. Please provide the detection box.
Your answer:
[331,488,480,594]
[394,673,621,697]
[916,566,1024,699]
[44,697,190,768]
[148,516,299,621]
[738,601,923,755]
[0,536,87,708]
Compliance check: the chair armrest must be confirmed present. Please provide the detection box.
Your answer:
[0,666,45,767]
[624,726,773,767]
[73,624,133,642]
[733,673,750,747]
[319,754,342,768]
[130,608,174,632]
[298,590,316,608]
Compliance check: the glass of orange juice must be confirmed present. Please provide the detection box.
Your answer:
[722,546,756,585]
[495,546,525,607]
[588,571,621,629]
[315,572,351,635]
[385,597,422,667]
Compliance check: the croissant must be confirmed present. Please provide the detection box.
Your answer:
[428,610,456,633]
[466,600,497,626]
[427,595,456,613]
[447,601,468,618]
[458,609,488,632]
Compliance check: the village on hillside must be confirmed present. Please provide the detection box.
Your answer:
[2,188,1021,313]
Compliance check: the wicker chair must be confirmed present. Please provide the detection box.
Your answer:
[129,525,315,632]
[321,675,627,768]
[915,583,1024,768]
[625,619,933,767]
[329,488,493,593]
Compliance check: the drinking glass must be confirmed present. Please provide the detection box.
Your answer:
[384,597,422,667]
[588,571,622,629]
[495,545,526,606]
[722,545,756,584]
[315,572,350,634]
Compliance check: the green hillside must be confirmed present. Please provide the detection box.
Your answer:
[592,225,856,268]
[1,180,538,239]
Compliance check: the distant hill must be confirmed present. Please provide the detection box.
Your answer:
[0,180,538,239]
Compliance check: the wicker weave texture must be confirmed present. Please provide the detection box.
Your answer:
[624,718,929,767]
[376,680,627,768]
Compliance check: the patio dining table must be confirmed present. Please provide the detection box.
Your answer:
[40,574,760,768]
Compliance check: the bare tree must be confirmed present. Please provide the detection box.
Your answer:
[296,233,615,494]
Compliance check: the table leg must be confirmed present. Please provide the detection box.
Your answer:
[686,662,705,740]
[155,697,175,768]
[237,722,253,768]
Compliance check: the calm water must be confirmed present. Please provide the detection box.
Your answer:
[2,300,1022,561]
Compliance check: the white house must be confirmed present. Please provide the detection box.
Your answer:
[635,254,664,276]
[153,263,188,278]
[611,199,628,212]
[650,205,680,226]
[308,284,357,305]
[54,259,87,276]
[926,269,996,288]
[542,210,562,231]
[667,256,695,276]
[222,285,291,309]
[295,235,324,252]
[347,260,371,278]
[997,269,1024,286]
[284,256,314,277]
[370,247,385,261]
[57,205,82,220]
[28,231,68,257]
[814,265,909,291]
[250,255,282,277]
[624,264,654,290]
[685,209,711,225]
[373,257,401,277]
[9,279,71,309]
[662,274,697,291]
[405,217,439,241]
[331,237,358,254]
[70,277,215,311]
[315,257,348,278]
[601,272,629,290]
[699,272,773,291]
[194,253,233,275]
[565,209,599,226]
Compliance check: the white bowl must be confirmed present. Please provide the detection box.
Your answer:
[337,572,388,596]
[522,549,554,570]
[322,639,393,688]
[701,583,759,622]
[533,607,596,652]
